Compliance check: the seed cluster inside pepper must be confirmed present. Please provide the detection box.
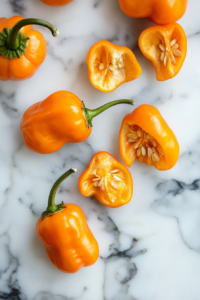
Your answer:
[97,52,125,81]
[159,39,182,66]
[92,168,123,191]
[127,124,164,162]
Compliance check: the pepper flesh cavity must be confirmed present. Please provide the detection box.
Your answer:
[119,105,179,171]
[79,152,133,208]
[119,0,188,25]
[87,40,142,92]
[139,23,187,81]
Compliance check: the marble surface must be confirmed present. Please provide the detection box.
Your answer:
[1,0,200,299]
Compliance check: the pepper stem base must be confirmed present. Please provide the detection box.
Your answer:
[0,28,28,59]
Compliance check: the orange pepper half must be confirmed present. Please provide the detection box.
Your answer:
[41,0,73,6]
[86,40,142,92]
[0,17,59,81]
[139,23,187,81]
[119,0,188,25]
[79,152,133,208]
[119,105,179,171]
[36,169,99,273]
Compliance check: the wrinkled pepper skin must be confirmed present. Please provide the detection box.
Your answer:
[139,23,187,81]
[21,91,92,154]
[119,0,188,25]
[36,204,99,273]
[0,17,46,81]
[41,0,73,6]
[87,40,142,93]
[21,90,134,154]
[79,152,133,208]
[119,105,179,171]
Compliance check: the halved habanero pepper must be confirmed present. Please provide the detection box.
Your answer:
[36,168,99,273]
[119,0,188,25]
[0,17,59,81]
[41,0,73,6]
[20,91,134,154]
[79,152,133,208]
[87,40,142,92]
[119,105,179,171]
[139,23,187,81]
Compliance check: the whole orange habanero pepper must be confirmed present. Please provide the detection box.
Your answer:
[41,0,73,6]
[139,23,187,81]
[36,168,99,273]
[119,0,188,25]
[20,91,134,154]
[0,17,59,81]
[119,105,179,171]
[87,40,142,93]
[79,152,133,208]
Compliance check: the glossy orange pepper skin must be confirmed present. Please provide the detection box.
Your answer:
[119,0,188,25]
[21,91,134,154]
[41,0,73,6]
[86,40,142,93]
[20,91,92,154]
[139,23,187,81]
[119,105,179,171]
[79,152,133,208]
[0,17,46,81]
[36,204,99,273]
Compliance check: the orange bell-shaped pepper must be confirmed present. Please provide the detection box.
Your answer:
[20,90,134,154]
[0,17,59,81]
[41,0,73,6]
[36,168,99,273]
[119,0,188,25]
[119,105,179,171]
[86,40,142,93]
[139,23,187,81]
[79,152,133,208]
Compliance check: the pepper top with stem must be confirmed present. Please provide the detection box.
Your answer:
[42,168,76,219]
[6,18,59,51]
[20,90,135,154]
[0,16,59,81]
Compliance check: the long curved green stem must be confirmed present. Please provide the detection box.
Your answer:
[6,18,59,50]
[83,99,134,128]
[42,168,76,219]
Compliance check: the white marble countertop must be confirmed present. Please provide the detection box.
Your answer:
[1,0,200,299]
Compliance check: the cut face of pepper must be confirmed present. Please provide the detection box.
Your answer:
[139,23,187,81]
[87,40,142,92]
[119,105,179,171]
[119,0,188,25]
[79,152,133,208]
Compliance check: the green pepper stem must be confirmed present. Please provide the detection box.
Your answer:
[83,99,134,128]
[42,168,76,219]
[6,18,59,50]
